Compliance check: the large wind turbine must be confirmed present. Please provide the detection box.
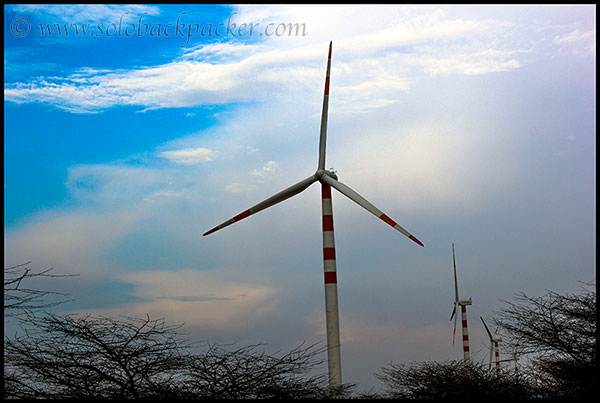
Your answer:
[449,242,472,363]
[480,316,502,373]
[203,42,424,388]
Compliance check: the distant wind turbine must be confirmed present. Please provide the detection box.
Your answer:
[481,316,502,373]
[498,354,520,376]
[450,242,472,363]
[203,42,424,388]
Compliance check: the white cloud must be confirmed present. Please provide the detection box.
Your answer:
[181,41,265,62]
[4,208,146,276]
[90,269,279,330]
[160,147,215,165]
[249,160,278,179]
[5,6,538,113]
[333,123,477,215]
[225,182,256,193]
[8,4,161,23]
[554,28,595,44]
[553,28,596,56]
[143,189,191,203]
[67,163,180,205]
[418,48,522,76]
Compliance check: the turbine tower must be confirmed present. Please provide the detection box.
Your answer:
[449,242,472,363]
[203,42,424,388]
[481,316,502,373]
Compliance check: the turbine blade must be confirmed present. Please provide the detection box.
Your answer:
[450,304,456,321]
[452,306,458,346]
[480,316,493,341]
[489,342,494,370]
[320,175,424,247]
[318,41,332,170]
[203,175,318,236]
[453,242,459,302]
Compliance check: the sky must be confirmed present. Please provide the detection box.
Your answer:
[4,4,596,392]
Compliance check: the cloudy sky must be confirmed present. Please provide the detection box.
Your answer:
[4,4,596,391]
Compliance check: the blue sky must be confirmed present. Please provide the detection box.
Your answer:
[4,4,596,392]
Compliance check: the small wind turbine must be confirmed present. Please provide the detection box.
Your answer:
[450,242,472,363]
[498,354,520,376]
[203,42,424,388]
[481,316,502,373]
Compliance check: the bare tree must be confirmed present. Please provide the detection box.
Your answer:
[185,341,348,399]
[4,312,348,399]
[4,313,193,399]
[3,263,355,399]
[4,262,78,318]
[376,360,534,399]
[376,360,533,399]
[494,281,596,399]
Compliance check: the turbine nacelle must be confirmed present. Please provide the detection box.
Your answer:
[316,169,339,182]
[457,298,472,306]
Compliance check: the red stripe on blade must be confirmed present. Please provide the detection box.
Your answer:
[322,215,334,231]
[379,213,397,227]
[409,235,424,247]
[328,41,332,59]
[203,226,220,236]
[323,247,336,260]
[233,209,252,222]
[324,271,337,284]
[324,77,330,95]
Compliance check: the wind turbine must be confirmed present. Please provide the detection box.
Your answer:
[480,316,502,373]
[449,242,472,363]
[498,354,520,376]
[203,42,424,388]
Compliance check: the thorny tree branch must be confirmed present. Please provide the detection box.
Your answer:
[4,262,79,317]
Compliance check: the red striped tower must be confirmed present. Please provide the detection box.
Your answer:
[460,304,470,362]
[481,317,502,373]
[319,42,342,387]
[494,340,500,373]
[450,243,471,363]
[321,183,341,386]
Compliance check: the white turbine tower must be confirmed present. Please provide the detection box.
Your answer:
[481,316,502,373]
[203,42,424,388]
[449,242,472,363]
